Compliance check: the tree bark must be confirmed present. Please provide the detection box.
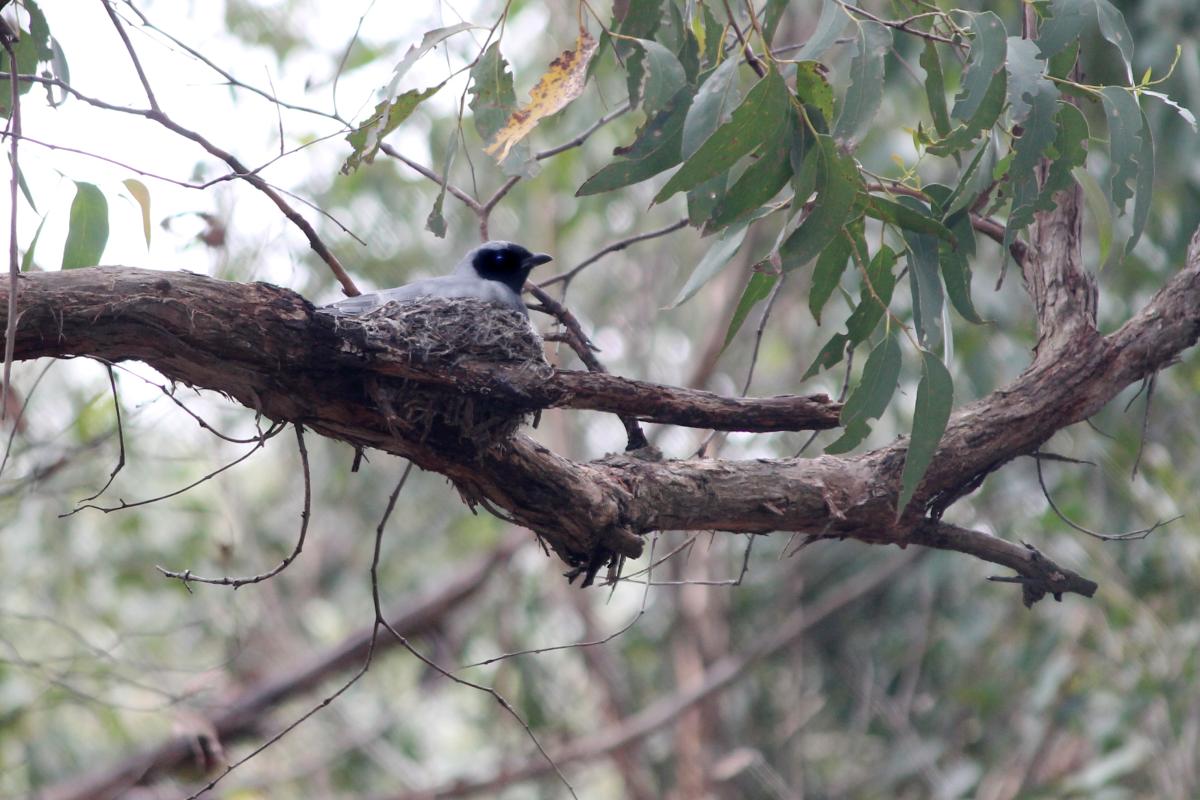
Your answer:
[4,220,1198,593]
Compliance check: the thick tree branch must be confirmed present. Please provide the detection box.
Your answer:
[4,223,1199,587]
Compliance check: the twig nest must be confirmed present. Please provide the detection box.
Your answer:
[334,297,552,451]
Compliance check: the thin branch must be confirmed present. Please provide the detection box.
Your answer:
[527,285,649,449]
[382,550,916,799]
[1033,450,1180,542]
[535,101,632,159]
[721,0,767,77]
[837,2,958,45]
[1,25,20,422]
[1130,371,1156,479]
[461,533,658,668]
[74,365,126,503]
[380,142,481,212]
[538,218,689,290]
[101,0,159,111]
[62,420,286,517]
[157,424,313,589]
[0,73,360,296]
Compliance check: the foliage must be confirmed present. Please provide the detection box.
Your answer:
[2,0,1200,798]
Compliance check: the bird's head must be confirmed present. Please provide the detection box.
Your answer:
[462,241,553,293]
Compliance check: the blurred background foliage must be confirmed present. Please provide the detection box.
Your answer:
[1,0,1200,797]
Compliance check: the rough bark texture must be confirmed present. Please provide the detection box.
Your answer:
[4,215,1199,593]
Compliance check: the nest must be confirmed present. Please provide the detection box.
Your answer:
[335,297,552,452]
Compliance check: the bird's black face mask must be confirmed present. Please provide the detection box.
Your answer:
[471,244,553,293]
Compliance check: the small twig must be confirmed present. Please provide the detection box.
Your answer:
[697,272,786,458]
[1,24,20,422]
[1033,450,1180,541]
[63,421,286,516]
[380,142,482,212]
[796,339,855,457]
[0,360,53,481]
[75,365,126,503]
[101,0,159,111]
[157,425,313,589]
[527,285,648,449]
[538,218,689,290]
[1131,372,1157,478]
[837,2,958,45]
[461,533,658,668]
[721,0,767,77]
[535,101,632,160]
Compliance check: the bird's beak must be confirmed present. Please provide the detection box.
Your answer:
[525,253,553,269]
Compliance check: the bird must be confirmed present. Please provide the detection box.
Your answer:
[322,241,553,317]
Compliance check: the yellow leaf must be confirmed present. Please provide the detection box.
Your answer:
[484,29,598,162]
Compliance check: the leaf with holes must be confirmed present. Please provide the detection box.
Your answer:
[486,30,599,162]
[834,21,890,145]
[1100,86,1143,213]
[576,89,689,195]
[952,13,1007,123]
[342,84,443,173]
[470,43,533,177]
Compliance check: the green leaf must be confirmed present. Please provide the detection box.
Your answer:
[469,43,532,177]
[1037,102,1090,214]
[833,21,891,145]
[926,70,1006,158]
[763,0,789,45]
[1100,86,1143,212]
[709,114,794,229]
[615,0,664,110]
[1005,37,1052,124]
[943,137,997,217]
[632,38,688,116]
[21,213,48,272]
[779,135,862,270]
[921,42,951,138]
[122,178,152,247]
[809,224,863,324]
[941,219,982,324]
[426,129,459,238]
[670,221,750,307]
[0,24,41,117]
[897,351,954,514]
[898,196,944,347]
[688,174,728,227]
[682,57,741,158]
[794,0,848,61]
[804,245,897,378]
[1125,108,1154,257]
[794,61,834,129]
[62,182,109,269]
[864,195,955,242]
[826,332,901,454]
[655,68,790,203]
[342,83,443,173]
[723,270,778,349]
[577,89,689,195]
[1005,86,1061,243]
[1039,0,1134,83]
[9,154,37,213]
[804,333,851,378]
[952,13,1007,123]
